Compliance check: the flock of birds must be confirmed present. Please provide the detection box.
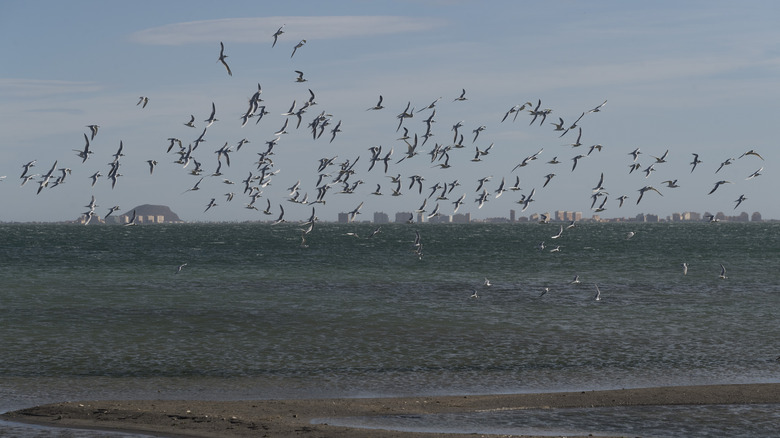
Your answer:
[3,23,768,285]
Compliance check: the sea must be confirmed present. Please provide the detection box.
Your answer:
[1,221,778,437]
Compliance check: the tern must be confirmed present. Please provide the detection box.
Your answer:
[594,284,602,301]
[681,263,688,276]
[719,264,728,279]
[272,24,285,47]
[708,180,732,195]
[291,39,306,58]
[176,263,188,274]
[218,42,232,76]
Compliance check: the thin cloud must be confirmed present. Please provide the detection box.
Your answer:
[0,78,104,98]
[129,16,448,46]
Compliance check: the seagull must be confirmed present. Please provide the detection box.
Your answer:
[629,147,641,162]
[593,284,602,301]
[291,39,306,58]
[551,225,563,239]
[295,70,307,82]
[539,287,549,297]
[218,42,232,76]
[204,102,218,127]
[681,262,688,276]
[271,204,286,225]
[470,289,479,299]
[176,263,188,274]
[472,125,486,143]
[626,231,636,240]
[147,160,157,175]
[272,24,285,47]
[708,180,732,195]
[484,278,491,287]
[719,264,728,279]
[184,115,196,128]
[570,275,581,284]
[690,153,703,172]
[137,96,148,108]
[454,88,467,101]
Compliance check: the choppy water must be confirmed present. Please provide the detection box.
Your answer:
[1,222,779,436]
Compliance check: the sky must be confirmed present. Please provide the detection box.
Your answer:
[1,0,778,223]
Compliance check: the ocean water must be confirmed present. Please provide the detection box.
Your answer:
[1,222,779,437]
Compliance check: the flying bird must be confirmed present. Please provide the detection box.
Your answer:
[291,39,306,58]
[272,24,285,47]
[708,180,732,195]
[218,42,232,76]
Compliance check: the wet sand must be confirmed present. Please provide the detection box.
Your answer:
[3,383,779,438]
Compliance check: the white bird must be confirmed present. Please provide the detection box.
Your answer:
[176,263,188,274]
[484,278,491,287]
[551,225,563,239]
[626,231,635,240]
[681,263,688,276]
[594,284,602,301]
[571,275,581,284]
[719,264,728,279]
[470,289,479,299]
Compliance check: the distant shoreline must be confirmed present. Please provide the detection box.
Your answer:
[3,383,780,438]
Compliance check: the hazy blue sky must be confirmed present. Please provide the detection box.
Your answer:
[1,0,777,222]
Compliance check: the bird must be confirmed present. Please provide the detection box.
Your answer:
[137,96,148,108]
[176,263,188,274]
[739,149,764,160]
[86,124,100,140]
[708,180,732,195]
[745,167,763,180]
[719,264,728,279]
[593,284,602,301]
[204,102,218,127]
[690,153,703,172]
[588,99,608,113]
[484,278,491,287]
[636,186,662,204]
[272,24,285,47]
[626,231,636,240]
[146,160,157,175]
[184,115,196,128]
[551,225,563,239]
[470,289,479,299]
[295,70,307,82]
[367,95,384,111]
[204,198,218,212]
[539,287,549,297]
[570,275,581,284]
[681,263,688,276]
[734,194,747,209]
[715,158,734,173]
[218,42,232,76]
[291,39,306,58]
[124,209,137,226]
[454,88,467,101]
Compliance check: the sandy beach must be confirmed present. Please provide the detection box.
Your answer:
[2,383,779,438]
